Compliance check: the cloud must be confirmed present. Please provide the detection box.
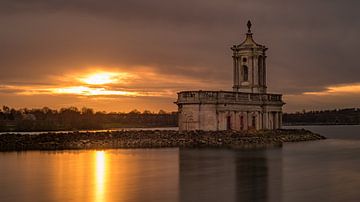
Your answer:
[0,66,227,99]
[0,0,359,111]
[304,83,360,95]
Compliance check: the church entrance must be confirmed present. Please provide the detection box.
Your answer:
[240,116,244,130]
[251,116,256,130]
[226,116,231,130]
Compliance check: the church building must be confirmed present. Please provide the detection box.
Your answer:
[176,21,285,131]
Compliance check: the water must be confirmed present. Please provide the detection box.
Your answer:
[0,127,178,135]
[0,125,359,202]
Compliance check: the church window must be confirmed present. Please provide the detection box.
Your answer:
[242,57,247,62]
[242,65,248,81]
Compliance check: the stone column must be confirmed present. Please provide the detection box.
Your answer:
[256,111,260,130]
[197,104,201,130]
[262,55,266,89]
[253,56,259,90]
[258,57,262,86]
[274,112,279,129]
[268,112,272,130]
[234,111,238,131]
[250,55,254,92]
[233,55,238,91]
[245,111,248,130]
[236,57,239,88]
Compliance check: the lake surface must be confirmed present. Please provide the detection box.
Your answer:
[0,125,360,202]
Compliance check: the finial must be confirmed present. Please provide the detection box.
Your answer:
[247,20,252,33]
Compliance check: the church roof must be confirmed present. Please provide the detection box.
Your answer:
[233,20,266,50]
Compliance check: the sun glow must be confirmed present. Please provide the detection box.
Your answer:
[52,86,137,96]
[8,67,197,98]
[80,72,125,85]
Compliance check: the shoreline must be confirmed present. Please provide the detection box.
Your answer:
[1,124,359,134]
[283,123,360,126]
[0,129,325,151]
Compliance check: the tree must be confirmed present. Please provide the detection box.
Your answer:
[129,109,141,114]
[142,110,152,114]
[158,110,167,114]
[81,107,94,115]
[2,106,10,114]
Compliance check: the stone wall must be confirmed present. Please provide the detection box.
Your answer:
[177,91,284,131]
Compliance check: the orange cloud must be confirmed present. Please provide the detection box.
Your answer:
[1,66,225,98]
[51,86,137,96]
[303,83,360,95]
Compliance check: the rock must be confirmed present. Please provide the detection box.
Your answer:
[0,129,325,151]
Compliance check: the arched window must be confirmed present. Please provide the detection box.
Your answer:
[242,65,248,81]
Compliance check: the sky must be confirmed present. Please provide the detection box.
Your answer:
[0,0,359,112]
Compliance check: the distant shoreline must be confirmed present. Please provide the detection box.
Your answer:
[283,123,360,126]
[2,124,360,134]
[0,129,325,151]
[4,123,358,132]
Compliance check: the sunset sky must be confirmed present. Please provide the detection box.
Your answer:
[0,0,359,112]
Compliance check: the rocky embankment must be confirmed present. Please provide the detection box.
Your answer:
[0,129,325,151]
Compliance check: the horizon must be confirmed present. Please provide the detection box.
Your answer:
[1,0,359,112]
[1,105,359,114]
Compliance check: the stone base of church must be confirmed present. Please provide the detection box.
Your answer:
[176,91,284,131]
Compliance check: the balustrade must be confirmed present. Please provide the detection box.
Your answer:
[178,91,282,103]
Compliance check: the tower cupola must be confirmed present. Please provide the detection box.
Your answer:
[231,20,267,93]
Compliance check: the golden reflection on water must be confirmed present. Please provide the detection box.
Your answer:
[95,151,106,202]
[0,149,179,202]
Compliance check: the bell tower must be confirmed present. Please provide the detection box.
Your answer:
[231,20,267,94]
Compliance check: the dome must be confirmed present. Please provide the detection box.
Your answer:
[232,20,266,50]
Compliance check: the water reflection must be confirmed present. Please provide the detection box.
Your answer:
[234,150,282,202]
[2,125,360,202]
[0,149,179,202]
[0,149,281,202]
[179,149,282,202]
[95,151,106,202]
[235,151,268,201]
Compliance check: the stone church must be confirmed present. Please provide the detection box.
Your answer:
[176,21,284,131]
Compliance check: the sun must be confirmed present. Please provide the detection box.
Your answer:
[43,71,138,96]
[81,72,119,85]
[52,86,137,96]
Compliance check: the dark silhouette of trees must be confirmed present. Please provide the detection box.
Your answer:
[0,106,178,132]
[283,108,360,125]
[1,106,358,131]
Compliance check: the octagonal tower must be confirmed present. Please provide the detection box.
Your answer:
[231,21,267,93]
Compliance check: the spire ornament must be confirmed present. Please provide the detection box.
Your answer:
[247,20,252,33]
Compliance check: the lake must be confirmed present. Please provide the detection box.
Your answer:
[0,125,359,202]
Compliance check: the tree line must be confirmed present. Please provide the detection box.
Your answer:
[1,106,359,131]
[283,108,360,125]
[0,106,178,132]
